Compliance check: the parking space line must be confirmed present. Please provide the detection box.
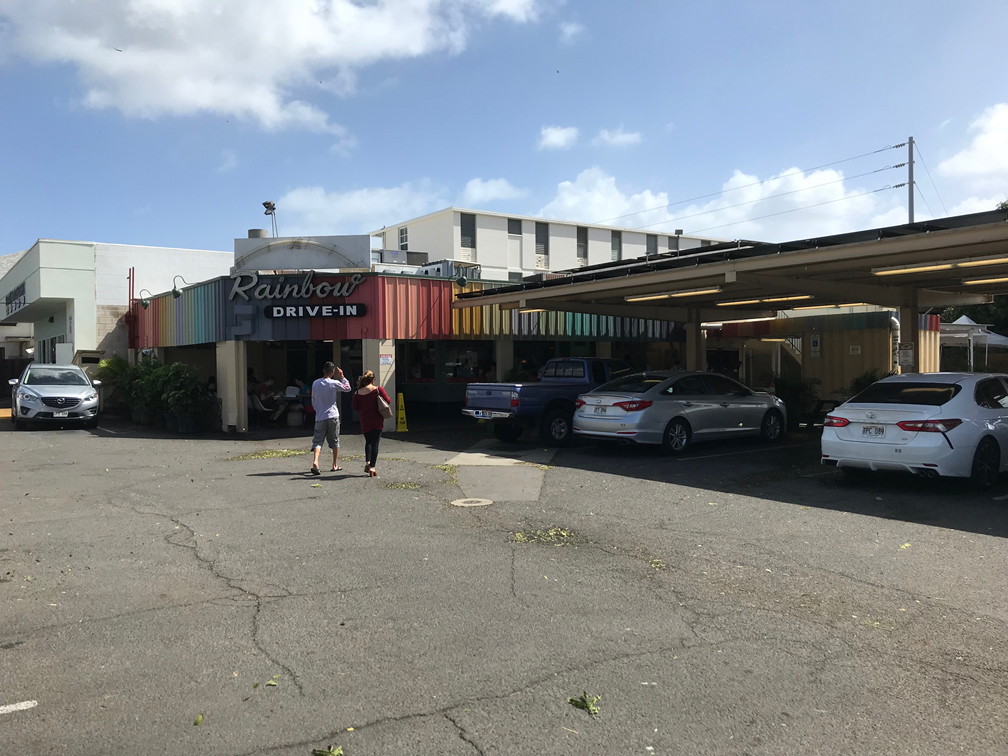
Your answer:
[0,700,38,716]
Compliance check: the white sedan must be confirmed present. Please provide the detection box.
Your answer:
[820,372,1008,489]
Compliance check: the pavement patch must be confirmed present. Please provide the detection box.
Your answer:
[451,498,492,507]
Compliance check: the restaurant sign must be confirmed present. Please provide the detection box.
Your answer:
[229,271,368,319]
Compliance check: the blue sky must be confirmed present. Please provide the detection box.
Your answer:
[1,0,1007,256]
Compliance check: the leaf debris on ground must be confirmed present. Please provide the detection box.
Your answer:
[567,691,601,717]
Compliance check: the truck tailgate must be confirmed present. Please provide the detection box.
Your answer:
[464,383,517,418]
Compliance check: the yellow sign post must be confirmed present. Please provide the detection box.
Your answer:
[395,392,408,432]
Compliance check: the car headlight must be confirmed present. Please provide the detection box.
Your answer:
[84,392,98,402]
[16,390,38,404]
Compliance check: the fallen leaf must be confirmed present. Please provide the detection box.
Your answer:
[193,714,204,726]
[899,543,911,550]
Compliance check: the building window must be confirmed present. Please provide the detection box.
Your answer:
[576,227,588,259]
[646,234,657,257]
[611,230,622,262]
[668,235,679,252]
[399,227,408,251]
[535,222,549,269]
[460,213,476,249]
[508,218,522,235]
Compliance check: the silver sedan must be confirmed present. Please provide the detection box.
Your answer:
[572,371,787,453]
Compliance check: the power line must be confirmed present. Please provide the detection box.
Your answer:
[630,164,904,232]
[592,142,907,226]
[914,183,937,220]
[912,142,949,216]
[684,184,906,235]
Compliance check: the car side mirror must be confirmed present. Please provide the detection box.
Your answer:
[8,378,18,386]
[92,379,102,387]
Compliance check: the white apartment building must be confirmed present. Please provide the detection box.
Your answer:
[369,208,720,281]
[0,239,233,364]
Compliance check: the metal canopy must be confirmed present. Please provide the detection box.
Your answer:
[453,210,1008,322]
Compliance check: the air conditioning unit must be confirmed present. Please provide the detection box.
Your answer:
[534,254,549,270]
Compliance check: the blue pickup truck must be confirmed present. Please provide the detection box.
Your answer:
[462,357,634,445]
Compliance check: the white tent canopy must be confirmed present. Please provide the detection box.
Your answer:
[940,315,1008,371]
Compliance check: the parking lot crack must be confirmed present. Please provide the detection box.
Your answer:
[159,512,306,697]
[444,712,486,755]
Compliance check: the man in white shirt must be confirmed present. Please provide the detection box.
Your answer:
[309,361,351,475]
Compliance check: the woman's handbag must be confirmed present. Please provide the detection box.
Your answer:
[376,391,393,419]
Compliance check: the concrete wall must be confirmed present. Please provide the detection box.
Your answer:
[95,242,233,305]
[95,305,128,357]
[802,328,896,398]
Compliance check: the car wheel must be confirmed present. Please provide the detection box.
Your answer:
[970,438,1000,491]
[760,410,784,442]
[662,418,691,455]
[493,421,523,443]
[13,416,25,430]
[539,408,572,446]
[86,416,100,429]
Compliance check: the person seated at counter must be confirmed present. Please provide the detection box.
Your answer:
[266,377,311,423]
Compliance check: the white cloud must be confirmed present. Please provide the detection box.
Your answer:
[477,0,542,22]
[0,0,546,131]
[328,126,359,158]
[279,181,448,237]
[539,125,578,150]
[938,103,1008,194]
[538,166,896,242]
[592,127,641,147]
[216,149,238,173]
[559,21,584,45]
[460,178,526,205]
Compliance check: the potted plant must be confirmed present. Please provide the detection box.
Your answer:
[95,355,131,418]
[125,357,163,425]
[163,363,210,434]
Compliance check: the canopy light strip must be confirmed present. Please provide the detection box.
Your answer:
[873,254,1008,276]
[963,276,1008,286]
[791,302,872,310]
[717,295,812,307]
[624,286,721,302]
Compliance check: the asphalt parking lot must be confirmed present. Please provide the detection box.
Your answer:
[1,416,1006,755]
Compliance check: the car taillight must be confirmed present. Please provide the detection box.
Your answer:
[574,399,586,408]
[613,400,653,412]
[510,391,519,408]
[896,419,962,433]
[823,415,849,427]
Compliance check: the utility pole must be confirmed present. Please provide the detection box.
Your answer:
[908,136,914,223]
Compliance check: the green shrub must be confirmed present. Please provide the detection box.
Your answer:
[771,373,821,430]
[848,367,895,398]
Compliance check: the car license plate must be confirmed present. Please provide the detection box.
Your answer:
[593,406,607,415]
[862,424,884,437]
[472,410,490,418]
[53,411,69,418]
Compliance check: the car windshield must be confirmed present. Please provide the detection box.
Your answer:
[594,372,668,394]
[849,381,961,406]
[24,368,90,386]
